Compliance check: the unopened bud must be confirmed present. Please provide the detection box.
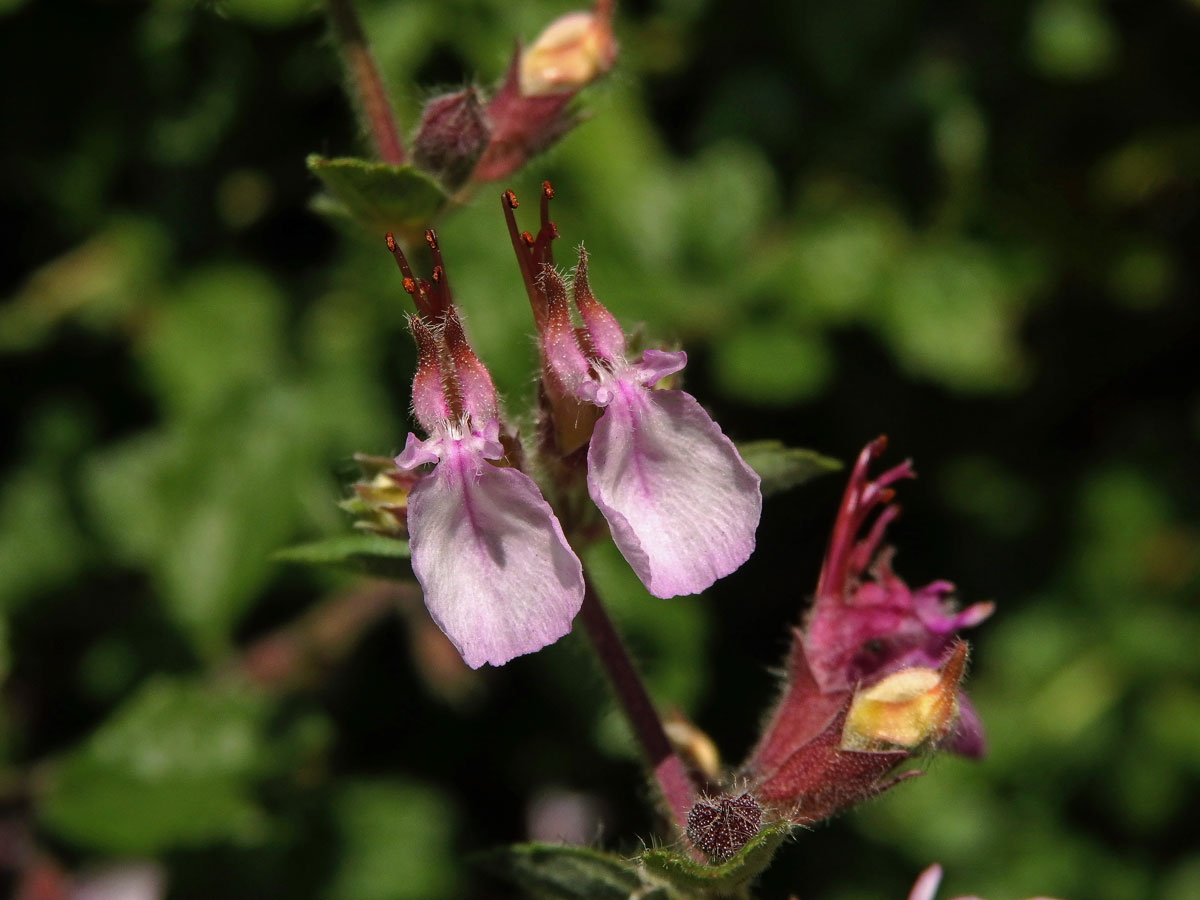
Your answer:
[519,7,617,97]
[841,641,967,752]
[412,88,492,190]
[338,455,419,537]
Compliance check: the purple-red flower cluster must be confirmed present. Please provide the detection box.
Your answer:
[740,437,992,824]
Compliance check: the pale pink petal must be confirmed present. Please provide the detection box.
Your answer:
[407,439,583,668]
[908,864,944,900]
[395,432,441,469]
[587,382,761,597]
[634,348,687,387]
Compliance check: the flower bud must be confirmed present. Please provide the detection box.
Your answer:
[411,87,492,191]
[338,454,419,537]
[519,5,617,97]
[472,1,617,182]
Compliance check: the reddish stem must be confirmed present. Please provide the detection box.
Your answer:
[325,0,406,164]
[578,574,696,838]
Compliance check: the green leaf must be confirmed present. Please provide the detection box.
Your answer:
[39,676,271,854]
[737,440,842,497]
[273,533,412,578]
[640,823,792,897]
[476,843,664,900]
[306,155,449,237]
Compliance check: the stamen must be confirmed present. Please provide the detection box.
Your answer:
[386,232,417,285]
[413,279,437,319]
[501,189,548,329]
[425,230,453,317]
[534,180,558,267]
[533,220,559,268]
[386,233,437,319]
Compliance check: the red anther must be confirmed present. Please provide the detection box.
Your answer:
[542,180,554,199]
[521,231,536,247]
[402,277,417,295]
[387,232,418,286]
[877,488,896,504]
[504,189,519,209]
[868,434,888,456]
[432,265,444,283]
[425,229,439,251]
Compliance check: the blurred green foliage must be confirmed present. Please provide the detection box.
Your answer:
[2,0,1197,897]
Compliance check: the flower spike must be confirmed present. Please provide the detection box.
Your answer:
[385,233,583,668]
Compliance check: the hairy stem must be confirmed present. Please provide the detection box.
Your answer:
[578,573,696,837]
[325,0,406,164]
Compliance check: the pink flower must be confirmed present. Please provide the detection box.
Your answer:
[805,437,994,754]
[387,233,583,669]
[502,186,762,598]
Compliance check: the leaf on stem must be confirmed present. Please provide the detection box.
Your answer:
[639,822,792,896]
[272,533,412,578]
[475,843,665,900]
[306,155,449,239]
[736,440,842,497]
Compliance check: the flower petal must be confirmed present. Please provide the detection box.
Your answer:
[395,432,441,469]
[587,383,761,597]
[634,348,687,387]
[407,441,584,668]
[907,865,944,900]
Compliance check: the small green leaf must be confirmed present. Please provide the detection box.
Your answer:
[476,843,664,900]
[640,823,792,897]
[273,533,412,578]
[39,676,271,854]
[306,155,449,237]
[738,440,842,497]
